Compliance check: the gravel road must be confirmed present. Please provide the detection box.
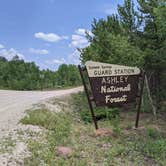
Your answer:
[0,87,82,137]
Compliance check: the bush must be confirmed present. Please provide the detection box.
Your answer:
[70,92,120,123]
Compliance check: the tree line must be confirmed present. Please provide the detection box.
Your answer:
[0,55,81,90]
[80,0,166,107]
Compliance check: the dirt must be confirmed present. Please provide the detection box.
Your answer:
[0,87,83,138]
[0,87,83,165]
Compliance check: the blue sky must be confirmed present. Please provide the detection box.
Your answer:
[0,0,124,70]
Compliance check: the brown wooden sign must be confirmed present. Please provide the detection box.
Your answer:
[85,61,141,107]
[79,62,145,129]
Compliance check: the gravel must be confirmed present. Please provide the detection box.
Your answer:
[0,87,83,165]
[0,87,82,137]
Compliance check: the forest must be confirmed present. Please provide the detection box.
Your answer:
[0,55,81,90]
[80,0,166,108]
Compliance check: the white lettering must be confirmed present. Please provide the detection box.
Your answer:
[101,84,131,93]
[105,95,127,104]
[101,78,106,84]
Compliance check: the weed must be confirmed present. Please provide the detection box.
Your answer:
[111,117,122,135]
[22,95,166,165]
[143,138,166,165]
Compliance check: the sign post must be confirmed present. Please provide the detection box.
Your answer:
[78,65,98,129]
[79,61,144,129]
[135,70,145,128]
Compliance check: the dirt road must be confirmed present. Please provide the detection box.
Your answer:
[0,87,83,137]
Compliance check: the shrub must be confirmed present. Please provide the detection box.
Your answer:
[70,92,120,123]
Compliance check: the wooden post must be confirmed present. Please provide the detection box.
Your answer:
[145,75,157,116]
[135,70,145,128]
[78,65,98,130]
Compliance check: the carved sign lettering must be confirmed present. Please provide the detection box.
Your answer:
[85,61,141,107]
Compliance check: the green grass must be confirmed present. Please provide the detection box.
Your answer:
[21,94,166,166]
[21,109,71,144]
[21,109,53,128]
[20,109,71,132]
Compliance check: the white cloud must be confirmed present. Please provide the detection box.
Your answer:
[75,28,93,36]
[45,58,65,65]
[34,32,68,42]
[70,28,93,48]
[29,48,49,55]
[53,58,65,64]
[68,50,80,65]
[0,48,25,60]
[71,35,88,47]
[0,44,5,49]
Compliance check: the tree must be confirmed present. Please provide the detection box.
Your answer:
[0,56,7,62]
[0,57,81,90]
[118,0,138,35]
[80,0,166,106]
[12,55,20,61]
[81,14,145,67]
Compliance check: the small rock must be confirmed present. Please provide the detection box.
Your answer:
[13,142,26,156]
[57,146,73,158]
[80,151,86,158]
[0,155,8,166]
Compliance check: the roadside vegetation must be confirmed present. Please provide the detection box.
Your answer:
[0,57,81,90]
[20,93,166,166]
